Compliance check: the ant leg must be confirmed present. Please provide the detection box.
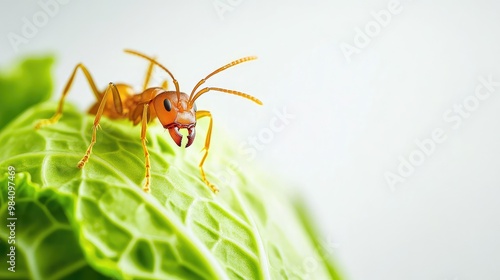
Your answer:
[161,80,168,90]
[142,57,169,90]
[35,63,100,129]
[140,103,151,193]
[78,82,122,169]
[142,58,155,91]
[196,110,219,193]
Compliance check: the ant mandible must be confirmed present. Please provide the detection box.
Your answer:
[35,49,262,194]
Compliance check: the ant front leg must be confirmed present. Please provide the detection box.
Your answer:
[78,82,122,169]
[35,63,100,129]
[196,110,219,194]
[140,103,151,193]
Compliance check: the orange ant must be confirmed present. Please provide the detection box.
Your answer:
[35,49,262,193]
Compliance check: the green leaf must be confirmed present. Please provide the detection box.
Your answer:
[0,56,54,130]
[0,172,108,279]
[0,55,341,279]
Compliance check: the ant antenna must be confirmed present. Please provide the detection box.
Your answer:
[124,49,181,100]
[188,56,257,106]
[189,87,262,106]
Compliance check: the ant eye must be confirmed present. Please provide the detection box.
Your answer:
[193,102,197,112]
[163,99,172,112]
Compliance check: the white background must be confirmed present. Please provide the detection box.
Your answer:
[1,1,500,279]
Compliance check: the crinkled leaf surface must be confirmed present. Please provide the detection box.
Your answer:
[0,173,106,280]
[0,56,341,280]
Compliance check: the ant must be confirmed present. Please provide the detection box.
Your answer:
[35,49,262,194]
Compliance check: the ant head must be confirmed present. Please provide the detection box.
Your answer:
[124,49,263,148]
[152,91,197,148]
